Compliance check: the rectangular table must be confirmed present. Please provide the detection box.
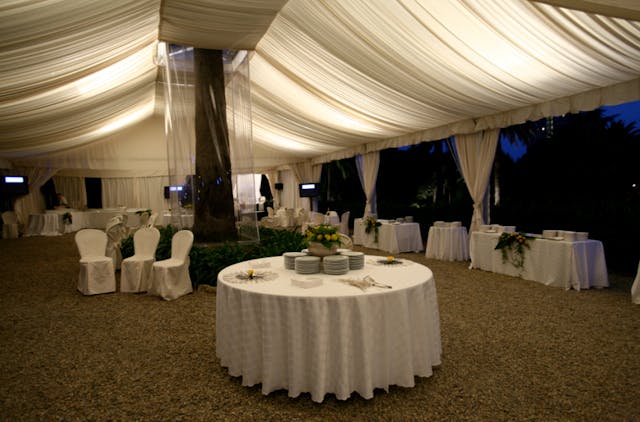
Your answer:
[425,226,469,261]
[470,231,609,290]
[353,218,424,254]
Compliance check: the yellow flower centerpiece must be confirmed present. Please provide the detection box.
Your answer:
[304,224,342,257]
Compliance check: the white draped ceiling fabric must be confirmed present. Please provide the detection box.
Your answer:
[1,1,639,191]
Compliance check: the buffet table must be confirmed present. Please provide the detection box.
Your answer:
[216,255,441,402]
[24,208,190,236]
[25,213,62,236]
[353,219,424,254]
[425,226,469,261]
[470,231,609,290]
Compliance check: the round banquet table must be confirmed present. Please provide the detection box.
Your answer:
[216,255,442,403]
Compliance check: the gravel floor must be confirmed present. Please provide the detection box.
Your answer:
[0,233,638,421]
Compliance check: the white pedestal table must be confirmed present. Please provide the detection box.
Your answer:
[216,255,441,402]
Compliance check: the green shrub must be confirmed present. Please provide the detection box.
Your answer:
[120,226,307,288]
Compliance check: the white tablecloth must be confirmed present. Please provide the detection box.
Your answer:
[216,255,441,402]
[25,213,62,236]
[25,209,194,236]
[353,219,424,254]
[425,226,469,261]
[470,231,609,290]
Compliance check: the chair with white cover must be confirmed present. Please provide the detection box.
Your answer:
[266,206,275,217]
[338,233,353,250]
[339,211,350,236]
[2,211,19,239]
[75,229,116,295]
[120,227,160,293]
[105,215,126,270]
[310,211,324,225]
[146,212,159,228]
[148,230,194,301]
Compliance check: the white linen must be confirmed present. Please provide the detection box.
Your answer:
[323,214,340,226]
[452,130,499,233]
[120,227,160,293]
[1,211,19,239]
[425,226,470,261]
[148,230,194,301]
[469,232,608,291]
[75,229,116,295]
[353,218,424,254]
[356,152,380,218]
[25,213,62,237]
[216,255,441,403]
[631,260,640,305]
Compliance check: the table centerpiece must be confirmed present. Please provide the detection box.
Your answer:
[304,224,341,257]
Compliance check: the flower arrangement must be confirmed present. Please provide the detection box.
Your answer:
[304,224,341,248]
[494,232,535,269]
[62,212,72,225]
[364,216,382,243]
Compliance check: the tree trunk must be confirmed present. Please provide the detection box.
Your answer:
[192,48,237,243]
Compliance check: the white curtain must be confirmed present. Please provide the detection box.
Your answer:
[13,167,58,226]
[101,176,168,212]
[290,161,322,211]
[452,129,500,233]
[53,176,87,209]
[356,152,380,218]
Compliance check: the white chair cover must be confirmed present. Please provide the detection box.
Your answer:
[267,206,275,217]
[146,212,159,228]
[120,227,160,293]
[2,211,19,239]
[75,229,116,295]
[339,211,350,235]
[338,233,353,250]
[105,216,126,270]
[148,230,194,301]
[309,211,324,225]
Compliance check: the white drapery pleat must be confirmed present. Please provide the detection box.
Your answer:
[52,176,88,210]
[356,152,380,218]
[101,176,169,213]
[13,167,59,226]
[452,129,500,233]
[2,1,640,172]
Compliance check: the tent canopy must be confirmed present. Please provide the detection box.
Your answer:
[1,0,639,174]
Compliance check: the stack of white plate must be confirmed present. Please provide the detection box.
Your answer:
[283,252,307,270]
[340,251,365,270]
[294,256,321,274]
[323,255,349,275]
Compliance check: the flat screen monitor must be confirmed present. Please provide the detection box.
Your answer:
[163,185,184,199]
[1,175,29,196]
[299,182,320,198]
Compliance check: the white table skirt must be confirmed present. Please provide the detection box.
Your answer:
[425,226,469,261]
[25,213,62,236]
[632,260,640,304]
[216,255,441,403]
[353,219,424,254]
[470,231,609,290]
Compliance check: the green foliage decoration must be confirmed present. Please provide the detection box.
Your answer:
[494,232,535,270]
[120,226,307,288]
[303,224,341,248]
[364,217,382,243]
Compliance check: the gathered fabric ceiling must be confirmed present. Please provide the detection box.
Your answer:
[1,0,639,174]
